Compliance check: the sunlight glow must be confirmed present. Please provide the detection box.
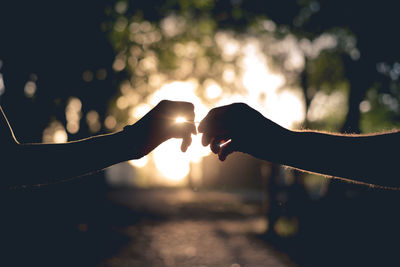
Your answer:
[307,90,347,123]
[205,80,222,99]
[175,116,187,123]
[240,41,285,97]
[263,89,306,129]
[129,156,149,168]
[117,32,308,186]
[148,80,211,183]
[185,133,212,163]
[150,80,210,120]
[153,139,191,183]
[131,103,152,120]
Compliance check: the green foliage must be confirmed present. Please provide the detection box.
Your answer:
[105,0,400,133]
[360,87,400,133]
[307,51,345,92]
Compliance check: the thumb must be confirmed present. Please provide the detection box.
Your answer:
[181,133,192,152]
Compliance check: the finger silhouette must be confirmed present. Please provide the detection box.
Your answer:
[218,140,236,161]
[202,132,213,146]
[181,132,192,152]
[210,137,220,154]
[198,106,226,134]
[210,136,230,154]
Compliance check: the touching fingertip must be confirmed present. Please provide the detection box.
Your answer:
[181,142,186,152]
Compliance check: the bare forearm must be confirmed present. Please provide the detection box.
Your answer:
[1,100,196,188]
[5,130,138,187]
[278,130,400,187]
[198,103,400,188]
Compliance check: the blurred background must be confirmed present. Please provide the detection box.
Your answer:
[1,0,400,266]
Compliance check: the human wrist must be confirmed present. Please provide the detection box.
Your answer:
[259,120,294,165]
[106,130,132,163]
[119,125,138,160]
[279,129,303,167]
[121,122,152,160]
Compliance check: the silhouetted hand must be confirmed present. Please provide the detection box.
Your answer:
[124,100,197,158]
[198,103,289,161]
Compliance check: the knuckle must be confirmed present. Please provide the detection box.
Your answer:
[233,102,248,109]
[158,99,170,107]
[186,102,195,110]
[208,108,218,117]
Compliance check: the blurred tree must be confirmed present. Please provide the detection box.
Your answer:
[1,1,399,265]
[0,0,116,142]
[103,0,400,238]
[300,0,400,132]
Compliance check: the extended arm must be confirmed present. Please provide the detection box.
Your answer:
[281,129,400,187]
[5,131,133,187]
[1,100,196,188]
[199,103,400,188]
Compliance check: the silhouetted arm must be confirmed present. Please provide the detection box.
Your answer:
[1,100,196,188]
[281,130,400,187]
[199,103,400,188]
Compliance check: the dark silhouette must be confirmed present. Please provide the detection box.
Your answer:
[0,100,196,188]
[198,103,400,188]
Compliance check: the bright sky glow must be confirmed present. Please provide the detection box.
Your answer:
[122,33,307,186]
[153,139,191,183]
[145,80,211,183]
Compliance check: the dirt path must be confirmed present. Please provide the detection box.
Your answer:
[101,188,295,267]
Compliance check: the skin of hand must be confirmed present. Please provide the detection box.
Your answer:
[198,103,289,162]
[198,102,400,188]
[123,100,197,159]
[0,100,196,188]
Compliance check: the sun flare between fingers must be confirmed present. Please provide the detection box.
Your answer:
[175,116,187,124]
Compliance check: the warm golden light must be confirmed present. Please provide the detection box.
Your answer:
[42,121,68,143]
[65,97,82,134]
[124,57,305,185]
[153,139,191,184]
[204,80,222,99]
[53,129,68,143]
[108,30,309,187]
[129,156,149,168]
[175,116,187,124]
[146,80,211,184]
